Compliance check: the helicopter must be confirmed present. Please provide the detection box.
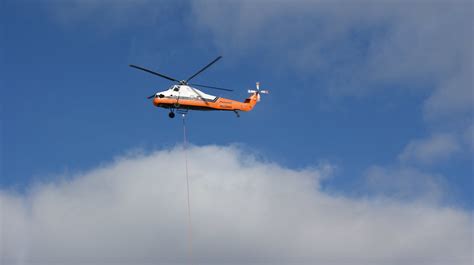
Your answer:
[130,56,268,118]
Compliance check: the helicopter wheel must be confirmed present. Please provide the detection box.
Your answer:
[168,111,175,119]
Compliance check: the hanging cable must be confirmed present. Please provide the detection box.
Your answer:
[182,114,193,263]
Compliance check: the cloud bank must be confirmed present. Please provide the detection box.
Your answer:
[1,145,472,265]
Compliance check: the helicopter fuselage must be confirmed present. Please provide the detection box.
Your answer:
[152,85,257,112]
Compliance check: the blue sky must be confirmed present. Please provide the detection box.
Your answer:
[1,1,473,264]
[2,0,473,207]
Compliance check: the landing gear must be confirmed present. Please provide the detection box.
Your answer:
[168,108,187,118]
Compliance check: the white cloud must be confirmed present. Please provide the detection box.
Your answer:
[190,0,473,120]
[399,133,461,165]
[364,165,445,201]
[1,145,472,265]
[191,1,471,93]
[423,68,474,122]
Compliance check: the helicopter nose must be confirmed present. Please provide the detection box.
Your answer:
[153,97,160,106]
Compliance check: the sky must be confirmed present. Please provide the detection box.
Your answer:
[1,0,473,264]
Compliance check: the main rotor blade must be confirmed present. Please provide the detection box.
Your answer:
[129,64,180,82]
[189,83,233,92]
[185,56,222,83]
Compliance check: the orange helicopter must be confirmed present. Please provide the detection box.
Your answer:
[130,56,268,118]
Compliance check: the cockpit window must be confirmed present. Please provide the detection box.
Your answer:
[173,87,180,92]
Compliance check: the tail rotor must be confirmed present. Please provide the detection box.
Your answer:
[248,82,269,101]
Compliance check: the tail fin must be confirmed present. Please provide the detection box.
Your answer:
[243,82,269,111]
